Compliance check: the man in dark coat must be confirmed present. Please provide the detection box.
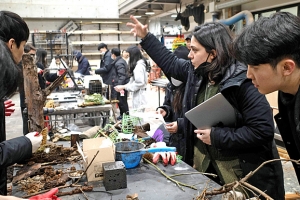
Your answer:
[110,48,129,119]
[95,43,115,99]
[0,10,42,196]
[233,12,300,185]
[127,16,284,199]
[74,51,90,75]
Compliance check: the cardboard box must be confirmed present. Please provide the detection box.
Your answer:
[80,137,115,182]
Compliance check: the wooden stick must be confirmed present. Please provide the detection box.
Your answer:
[74,150,99,185]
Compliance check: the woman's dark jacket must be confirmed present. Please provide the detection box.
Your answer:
[158,83,186,157]
[96,50,114,85]
[140,33,284,199]
[75,52,90,75]
[113,56,129,86]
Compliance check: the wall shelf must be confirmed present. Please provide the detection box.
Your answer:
[71,41,140,45]
[71,30,132,34]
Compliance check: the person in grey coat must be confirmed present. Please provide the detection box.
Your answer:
[114,45,148,111]
[127,16,284,199]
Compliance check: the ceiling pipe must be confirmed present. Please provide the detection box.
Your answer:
[215,0,258,10]
[217,10,254,25]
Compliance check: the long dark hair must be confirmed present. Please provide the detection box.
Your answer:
[35,48,47,67]
[172,46,189,113]
[126,45,148,76]
[193,22,234,84]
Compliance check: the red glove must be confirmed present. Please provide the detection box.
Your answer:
[29,188,60,200]
[150,142,177,166]
[152,152,177,166]
[4,99,15,116]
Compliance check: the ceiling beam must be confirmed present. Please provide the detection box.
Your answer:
[119,0,148,15]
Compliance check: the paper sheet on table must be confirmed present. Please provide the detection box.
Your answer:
[77,141,86,162]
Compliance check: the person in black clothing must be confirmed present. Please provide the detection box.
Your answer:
[73,51,90,76]
[0,10,42,196]
[96,43,114,99]
[155,46,189,156]
[233,12,300,185]
[35,48,47,89]
[111,48,129,120]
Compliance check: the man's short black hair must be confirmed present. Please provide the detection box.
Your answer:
[111,48,120,57]
[97,43,107,50]
[233,12,300,68]
[0,11,29,48]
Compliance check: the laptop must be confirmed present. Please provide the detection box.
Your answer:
[185,93,236,129]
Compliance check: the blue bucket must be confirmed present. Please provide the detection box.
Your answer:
[115,141,145,169]
[115,141,176,169]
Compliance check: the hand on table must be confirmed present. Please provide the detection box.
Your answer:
[29,188,60,200]
[25,131,43,153]
[150,142,177,166]
[4,99,15,116]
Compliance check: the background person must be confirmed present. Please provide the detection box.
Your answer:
[96,43,114,99]
[110,48,130,120]
[73,51,90,75]
[155,45,189,157]
[185,34,191,50]
[114,45,148,111]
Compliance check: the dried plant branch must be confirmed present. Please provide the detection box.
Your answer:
[200,158,300,199]
[142,157,197,191]
[169,172,217,178]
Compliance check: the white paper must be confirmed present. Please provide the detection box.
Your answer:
[77,141,87,163]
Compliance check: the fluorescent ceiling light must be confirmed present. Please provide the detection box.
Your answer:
[171,14,177,18]
[145,4,155,15]
[133,10,142,18]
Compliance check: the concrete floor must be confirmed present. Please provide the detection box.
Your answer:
[5,83,300,196]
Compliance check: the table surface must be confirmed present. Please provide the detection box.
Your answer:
[13,162,221,200]
[12,141,221,199]
[60,161,221,200]
[47,104,112,115]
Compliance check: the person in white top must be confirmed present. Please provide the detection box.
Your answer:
[48,55,68,74]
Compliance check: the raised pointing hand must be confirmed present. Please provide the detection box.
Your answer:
[126,15,149,39]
